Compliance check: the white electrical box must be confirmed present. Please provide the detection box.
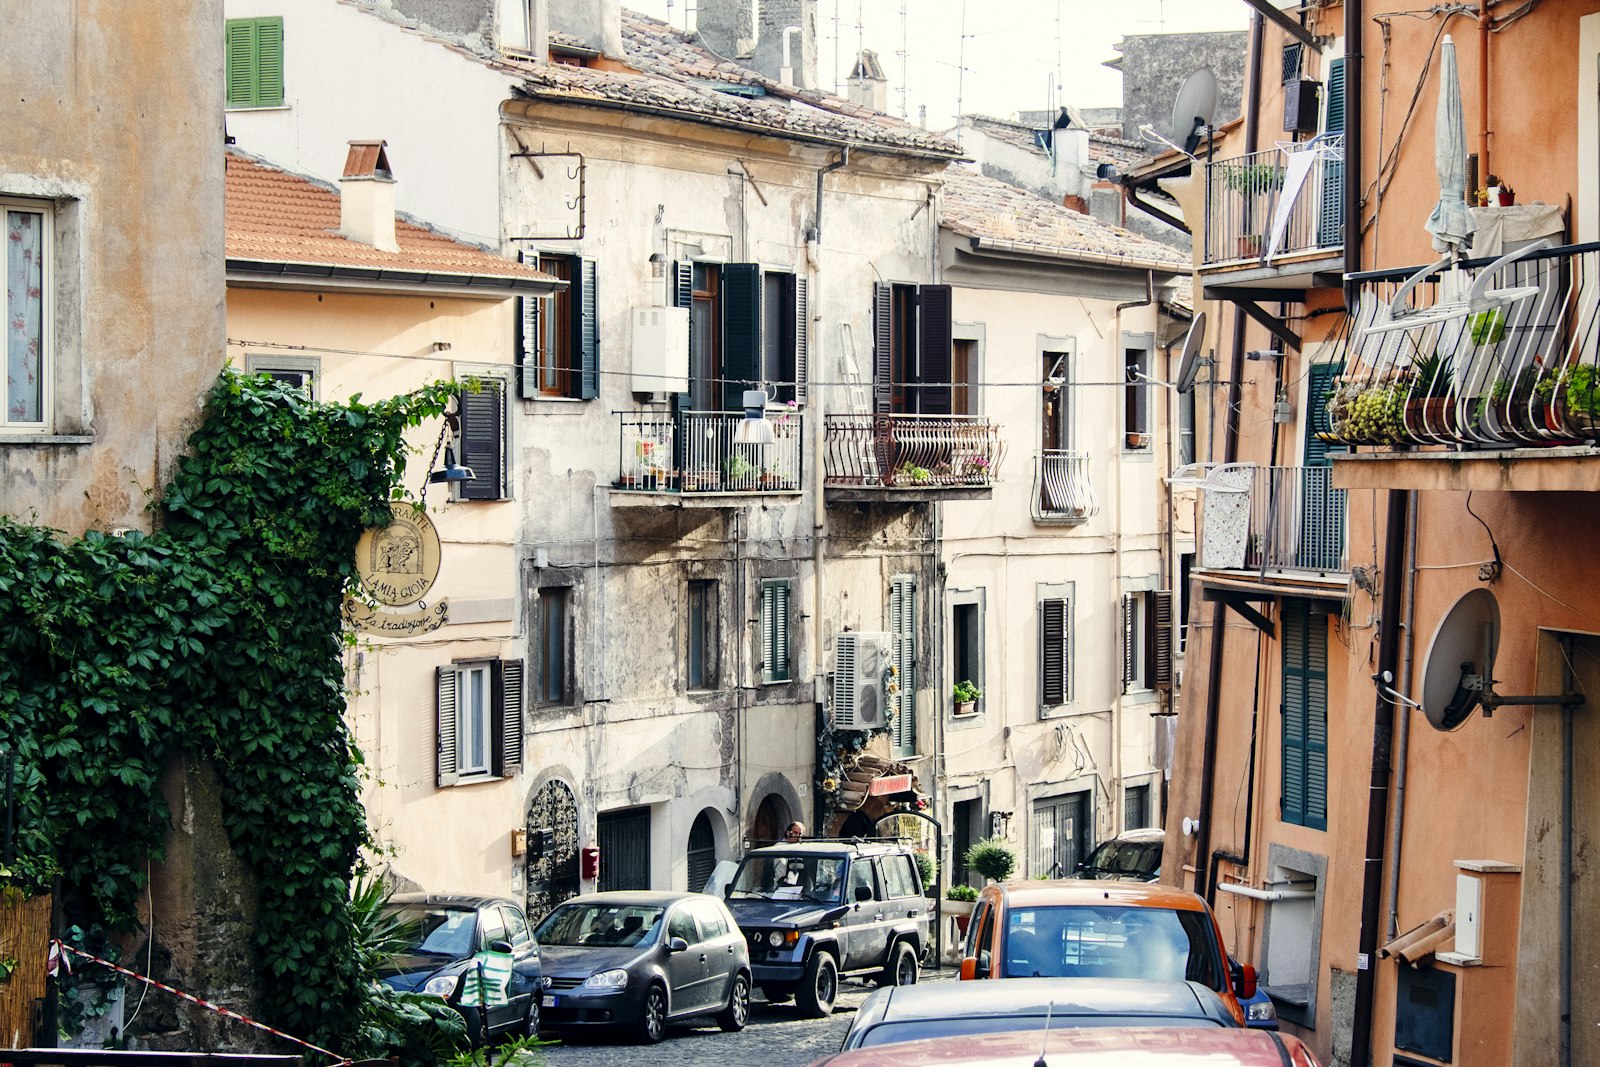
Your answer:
[630,306,688,394]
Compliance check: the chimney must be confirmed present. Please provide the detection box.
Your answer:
[700,0,819,90]
[340,140,399,253]
[846,49,887,112]
[548,0,623,59]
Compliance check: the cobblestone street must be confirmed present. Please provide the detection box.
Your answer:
[537,965,957,1067]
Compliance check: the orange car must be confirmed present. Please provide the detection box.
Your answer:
[958,880,1257,1026]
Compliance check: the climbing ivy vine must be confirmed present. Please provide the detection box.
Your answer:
[0,370,461,1050]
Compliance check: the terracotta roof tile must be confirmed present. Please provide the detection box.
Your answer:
[939,164,1187,270]
[224,151,555,283]
[964,114,1152,168]
[507,12,962,158]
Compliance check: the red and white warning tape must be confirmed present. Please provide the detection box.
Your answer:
[51,941,350,1065]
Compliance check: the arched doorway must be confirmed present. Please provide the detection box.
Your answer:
[687,810,717,892]
[525,779,580,922]
[751,793,791,849]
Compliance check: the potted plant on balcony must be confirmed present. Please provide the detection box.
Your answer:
[1327,378,1407,445]
[953,679,981,716]
[724,450,757,485]
[1403,350,1453,434]
[1554,362,1600,436]
[1224,162,1284,257]
[893,462,933,487]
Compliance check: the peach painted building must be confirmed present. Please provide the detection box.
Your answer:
[1127,2,1600,1066]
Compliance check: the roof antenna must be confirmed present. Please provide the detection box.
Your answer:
[1032,999,1056,1067]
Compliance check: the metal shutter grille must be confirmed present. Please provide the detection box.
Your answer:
[458,381,505,500]
[795,277,809,406]
[890,578,916,755]
[1281,42,1303,84]
[499,660,524,774]
[916,285,954,414]
[1152,591,1174,691]
[872,284,893,414]
[436,667,459,786]
[1040,598,1068,707]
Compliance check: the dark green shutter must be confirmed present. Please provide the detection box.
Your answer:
[458,381,505,500]
[1281,601,1327,829]
[1301,362,1347,570]
[872,284,893,414]
[721,263,762,412]
[517,252,541,399]
[761,580,791,683]
[1318,57,1346,247]
[436,667,460,786]
[1305,609,1329,830]
[890,577,916,756]
[493,660,524,776]
[578,257,599,400]
[794,276,809,406]
[1041,598,1068,707]
[917,284,954,415]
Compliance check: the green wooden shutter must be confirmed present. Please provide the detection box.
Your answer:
[872,284,893,414]
[436,666,460,787]
[458,381,506,501]
[890,577,917,756]
[494,660,525,776]
[1281,602,1309,826]
[255,17,284,107]
[517,252,541,399]
[1040,597,1068,707]
[578,257,599,399]
[1318,56,1347,247]
[721,263,762,413]
[1305,609,1329,830]
[1301,362,1347,570]
[225,21,258,107]
[761,579,791,683]
[916,284,954,415]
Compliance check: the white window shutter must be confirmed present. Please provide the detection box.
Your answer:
[436,666,460,787]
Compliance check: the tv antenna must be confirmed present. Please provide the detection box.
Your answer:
[1128,312,1213,393]
[1141,68,1217,158]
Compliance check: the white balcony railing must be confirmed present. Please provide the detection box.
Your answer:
[1031,450,1099,524]
[1203,138,1343,266]
[615,410,803,495]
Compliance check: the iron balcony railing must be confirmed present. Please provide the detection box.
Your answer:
[1242,465,1347,574]
[1031,450,1099,524]
[1203,138,1343,265]
[1320,240,1600,451]
[614,410,803,495]
[822,414,1004,489]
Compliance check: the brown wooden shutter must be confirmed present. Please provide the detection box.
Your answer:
[1151,591,1174,691]
[1120,594,1136,693]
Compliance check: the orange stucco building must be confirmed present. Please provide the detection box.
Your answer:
[1136,3,1600,1065]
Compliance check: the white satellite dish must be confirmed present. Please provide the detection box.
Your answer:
[1419,589,1500,731]
[1174,311,1209,394]
[1170,69,1219,152]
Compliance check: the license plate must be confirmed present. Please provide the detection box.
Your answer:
[542,995,557,1008]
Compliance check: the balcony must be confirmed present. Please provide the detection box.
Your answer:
[1201,142,1343,290]
[1324,240,1600,494]
[611,410,803,504]
[1031,450,1099,525]
[822,414,1004,502]
[1198,464,1347,590]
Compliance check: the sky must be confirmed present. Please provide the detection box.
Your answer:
[625,0,1251,131]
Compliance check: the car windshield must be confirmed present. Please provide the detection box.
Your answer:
[386,904,476,958]
[728,854,847,902]
[533,903,665,947]
[1082,840,1162,878]
[856,1015,1221,1048]
[1002,905,1223,988]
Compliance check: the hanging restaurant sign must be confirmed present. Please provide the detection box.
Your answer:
[345,505,447,635]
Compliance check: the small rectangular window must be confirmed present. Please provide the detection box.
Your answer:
[4,199,50,429]
[435,659,523,786]
[686,580,718,690]
[1040,595,1072,709]
[225,17,285,109]
[1124,345,1150,445]
[539,588,569,704]
[953,601,983,706]
[760,579,791,684]
[1124,784,1150,831]
[518,253,597,401]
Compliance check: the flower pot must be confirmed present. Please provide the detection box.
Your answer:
[1404,397,1448,438]
[943,897,976,918]
[954,913,971,937]
[1125,432,1150,449]
[1236,234,1263,258]
[1498,190,1515,207]
[954,700,976,716]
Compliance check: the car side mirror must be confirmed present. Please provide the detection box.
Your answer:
[854,885,873,903]
[1233,962,1258,1000]
[959,956,977,981]
[667,936,690,954]
[489,939,513,954]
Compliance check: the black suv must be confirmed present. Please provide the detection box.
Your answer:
[723,841,930,1016]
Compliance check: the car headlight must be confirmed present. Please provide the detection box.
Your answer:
[1247,1000,1277,1022]
[581,968,629,990]
[423,974,460,998]
[766,931,785,947]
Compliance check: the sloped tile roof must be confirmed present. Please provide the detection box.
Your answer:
[507,12,962,158]
[964,114,1150,168]
[224,150,555,284]
[939,164,1187,270]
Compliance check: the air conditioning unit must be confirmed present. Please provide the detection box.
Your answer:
[833,631,892,730]
[630,306,688,394]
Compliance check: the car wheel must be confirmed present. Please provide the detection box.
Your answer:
[878,941,919,988]
[760,984,794,1003]
[717,972,751,1032]
[521,995,541,1037]
[635,983,668,1044]
[796,951,837,1017]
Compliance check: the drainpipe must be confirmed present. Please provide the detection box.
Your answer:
[1349,491,1409,1067]
[1345,0,1365,281]
[1384,492,1419,940]
[812,147,850,242]
[1193,7,1263,899]
[1478,4,1492,188]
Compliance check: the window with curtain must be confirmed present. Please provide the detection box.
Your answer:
[5,200,48,429]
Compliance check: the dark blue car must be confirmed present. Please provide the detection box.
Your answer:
[380,893,544,1043]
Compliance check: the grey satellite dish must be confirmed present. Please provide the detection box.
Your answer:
[1170,69,1219,153]
[1174,311,1209,394]
[1420,589,1500,731]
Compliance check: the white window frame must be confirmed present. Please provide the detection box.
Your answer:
[3,196,53,434]
[245,354,320,399]
[455,662,494,778]
[1038,581,1075,718]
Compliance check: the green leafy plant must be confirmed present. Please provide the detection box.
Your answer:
[1469,308,1507,346]
[0,370,463,1051]
[1408,351,1454,399]
[724,451,757,480]
[1223,162,1285,195]
[952,679,981,703]
[1329,379,1407,444]
[445,1033,553,1067]
[964,836,1018,884]
[894,462,932,485]
[945,884,978,902]
[912,849,936,890]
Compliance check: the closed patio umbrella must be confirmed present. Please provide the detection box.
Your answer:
[1424,34,1476,257]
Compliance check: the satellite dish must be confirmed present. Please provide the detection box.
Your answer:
[1420,589,1501,731]
[1174,311,1208,394]
[1170,69,1219,153]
